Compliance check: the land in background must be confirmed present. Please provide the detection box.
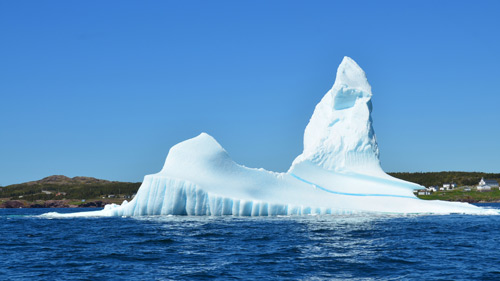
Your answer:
[1,172,499,208]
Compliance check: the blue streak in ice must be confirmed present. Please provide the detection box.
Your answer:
[290,173,417,199]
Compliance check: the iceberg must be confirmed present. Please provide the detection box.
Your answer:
[44,57,498,217]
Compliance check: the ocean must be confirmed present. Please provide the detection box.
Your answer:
[1,204,500,280]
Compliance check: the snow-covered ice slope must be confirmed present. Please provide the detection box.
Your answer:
[43,57,498,217]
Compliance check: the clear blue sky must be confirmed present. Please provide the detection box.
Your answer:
[1,1,499,186]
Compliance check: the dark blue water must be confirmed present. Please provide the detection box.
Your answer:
[1,205,500,280]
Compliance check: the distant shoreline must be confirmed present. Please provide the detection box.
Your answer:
[417,189,500,203]
[1,199,499,209]
[0,199,124,209]
[2,197,500,209]
[2,173,500,208]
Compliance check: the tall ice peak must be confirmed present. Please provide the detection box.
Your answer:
[290,56,382,175]
[335,56,371,94]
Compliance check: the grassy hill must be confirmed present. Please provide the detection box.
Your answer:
[389,171,500,203]
[0,175,141,202]
[417,188,500,203]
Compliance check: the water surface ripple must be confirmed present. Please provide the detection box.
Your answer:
[1,205,500,280]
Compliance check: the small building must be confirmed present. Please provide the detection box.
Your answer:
[479,178,499,187]
[477,185,492,191]
[417,189,430,195]
[108,194,116,198]
[41,190,52,195]
[442,183,456,190]
[428,186,437,192]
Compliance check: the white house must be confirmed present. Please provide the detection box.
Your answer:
[479,178,499,187]
[428,186,437,192]
[442,183,456,190]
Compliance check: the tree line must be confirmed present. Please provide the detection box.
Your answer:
[1,182,141,201]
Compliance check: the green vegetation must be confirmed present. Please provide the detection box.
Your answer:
[388,171,500,188]
[387,171,500,202]
[418,188,500,203]
[5,182,140,201]
[0,175,141,202]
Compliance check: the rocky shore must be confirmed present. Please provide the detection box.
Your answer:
[0,200,114,208]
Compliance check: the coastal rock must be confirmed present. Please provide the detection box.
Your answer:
[30,203,45,208]
[0,200,27,208]
[79,201,107,208]
[43,200,70,208]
